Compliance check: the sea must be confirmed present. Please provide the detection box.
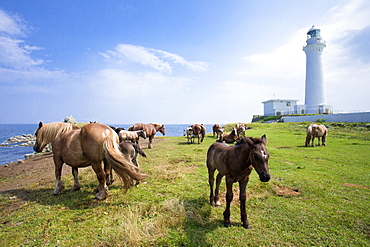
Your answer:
[0,124,214,166]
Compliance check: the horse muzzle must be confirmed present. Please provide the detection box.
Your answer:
[259,173,271,182]
[33,145,42,153]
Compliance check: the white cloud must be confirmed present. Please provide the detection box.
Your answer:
[101,43,208,74]
[0,9,25,36]
[0,9,44,70]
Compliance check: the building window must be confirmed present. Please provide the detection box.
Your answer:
[286,102,291,106]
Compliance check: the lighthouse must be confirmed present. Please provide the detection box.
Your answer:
[303,25,332,114]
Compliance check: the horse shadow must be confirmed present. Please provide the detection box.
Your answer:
[0,185,126,210]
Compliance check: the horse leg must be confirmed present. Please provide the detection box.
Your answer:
[208,167,216,206]
[305,134,310,147]
[223,176,234,227]
[239,179,250,229]
[322,135,327,146]
[91,162,109,200]
[148,136,153,149]
[311,136,315,147]
[317,136,321,146]
[71,167,81,191]
[214,173,224,206]
[104,160,114,185]
[53,157,65,195]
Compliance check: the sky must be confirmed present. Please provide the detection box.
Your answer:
[0,0,369,124]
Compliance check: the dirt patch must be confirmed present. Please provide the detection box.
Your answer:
[272,184,301,197]
[343,183,370,190]
[0,138,159,194]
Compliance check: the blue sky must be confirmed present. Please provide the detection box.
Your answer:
[0,0,369,124]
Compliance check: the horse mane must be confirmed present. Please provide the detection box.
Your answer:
[37,122,78,147]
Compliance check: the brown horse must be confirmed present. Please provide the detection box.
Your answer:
[305,124,328,147]
[191,124,206,144]
[236,123,246,138]
[207,135,270,228]
[218,128,238,144]
[34,123,147,200]
[128,123,165,148]
[34,122,117,185]
[212,124,224,139]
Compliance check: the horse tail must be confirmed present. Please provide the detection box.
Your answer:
[131,142,147,158]
[102,139,147,191]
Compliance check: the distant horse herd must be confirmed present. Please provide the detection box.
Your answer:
[33,121,327,228]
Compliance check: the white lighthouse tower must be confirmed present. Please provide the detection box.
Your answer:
[303,25,332,114]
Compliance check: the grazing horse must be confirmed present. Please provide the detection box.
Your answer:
[183,126,194,144]
[212,124,224,139]
[236,123,246,138]
[33,122,79,152]
[191,124,206,144]
[34,123,147,200]
[218,128,238,144]
[207,135,270,228]
[128,123,165,149]
[117,141,147,185]
[34,122,115,185]
[305,124,328,147]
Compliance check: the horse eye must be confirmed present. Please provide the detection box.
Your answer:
[254,153,259,160]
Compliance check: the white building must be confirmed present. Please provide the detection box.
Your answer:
[262,99,298,116]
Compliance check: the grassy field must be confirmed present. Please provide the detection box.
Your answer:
[1,122,369,246]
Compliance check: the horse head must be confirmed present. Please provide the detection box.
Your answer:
[158,124,166,135]
[248,135,270,182]
[140,130,147,139]
[33,121,45,152]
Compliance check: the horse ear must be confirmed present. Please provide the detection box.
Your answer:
[39,121,43,128]
[261,134,267,145]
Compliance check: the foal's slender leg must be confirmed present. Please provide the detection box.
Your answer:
[239,179,250,229]
[223,176,234,227]
[71,167,81,191]
[214,173,224,206]
[53,157,65,195]
[91,161,108,200]
[208,167,216,206]
[311,136,315,147]
[322,135,327,146]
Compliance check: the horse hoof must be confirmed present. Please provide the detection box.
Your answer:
[224,223,231,228]
[53,190,63,195]
[242,223,250,229]
[71,185,81,191]
[224,222,231,228]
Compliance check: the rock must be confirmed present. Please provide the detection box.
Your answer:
[64,115,77,124]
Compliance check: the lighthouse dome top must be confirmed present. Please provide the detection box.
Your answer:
[308,25,319,33]
[305,25,325,45]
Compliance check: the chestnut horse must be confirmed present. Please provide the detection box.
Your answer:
[191,124,206,144]
[128,123,165,149]
[34,122,147,200]
[34,122,115,185]
[207,135,270,228]
[305,124,328,147]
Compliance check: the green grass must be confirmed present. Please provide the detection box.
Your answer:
[1,122,369,246]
